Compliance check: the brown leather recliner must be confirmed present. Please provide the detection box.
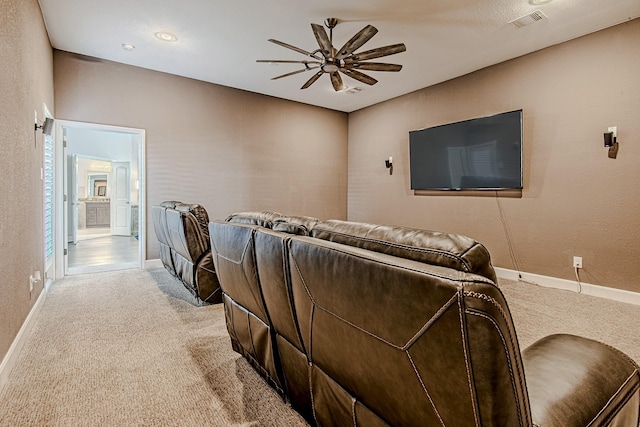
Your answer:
[208,212,319,401]
[151,202,221,304]
[209,214,640,426]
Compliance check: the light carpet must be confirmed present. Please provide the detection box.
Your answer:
[0,267,638,426]
[0,267,307,426]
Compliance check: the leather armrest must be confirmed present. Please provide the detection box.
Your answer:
[523,334,640,427]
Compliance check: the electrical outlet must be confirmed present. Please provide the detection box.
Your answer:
[608,126,617,137]
[573,256,583,269]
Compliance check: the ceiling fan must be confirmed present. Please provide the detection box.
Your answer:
[257,18,406,91]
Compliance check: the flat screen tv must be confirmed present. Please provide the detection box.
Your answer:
[410,109,523,191]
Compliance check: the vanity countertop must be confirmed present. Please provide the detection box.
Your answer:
[79,198,110,202]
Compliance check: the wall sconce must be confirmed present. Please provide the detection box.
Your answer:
[604,126,618,159]
[35,117,54,136]
[385,156,393,175]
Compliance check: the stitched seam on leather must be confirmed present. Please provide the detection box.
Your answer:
[186,213,207,255]
[309,363,318,424]
[246,310,258,361]
[595,341,640,370]
[296,241,493,286]
[464,291,531,426]
[293,243,463,349]
[312,304,402,350]
[250,231,274,333]
[289,249,315,361]
[215,231,252,265]
[308,303,315,363]
[403,293,458,350]
[280,237,306,353]
[458,291,481,427]
[586,369,639,427]
[351,397,357,427]
[192,251,212,294]
[202,286,221,302]
[290,251,315,302]
[316,229,472,272]
[406,351,446,427]
[466,309,524,426]
[235,304,284,394]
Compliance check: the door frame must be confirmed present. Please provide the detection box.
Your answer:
[53,120,146,278]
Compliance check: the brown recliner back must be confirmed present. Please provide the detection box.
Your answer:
[253,216,320,424]
[151,201,181,276]
[209,215,640,426]
[152,202,221,303]
[208,213,321,411]
[209,220,284,393]
[287,235,530,426]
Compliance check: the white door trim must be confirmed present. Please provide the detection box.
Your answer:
[53,120,146,278]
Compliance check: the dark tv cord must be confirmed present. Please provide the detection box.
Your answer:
[495,191,522,278]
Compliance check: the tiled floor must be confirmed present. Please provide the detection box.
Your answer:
[68,227,139,274]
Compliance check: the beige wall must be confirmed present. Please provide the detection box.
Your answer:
[348,19,640,292]
[0,0,54,360]
[53,51,349,259]
[3,3,637,371]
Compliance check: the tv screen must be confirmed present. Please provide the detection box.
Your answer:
[410,110,523,191]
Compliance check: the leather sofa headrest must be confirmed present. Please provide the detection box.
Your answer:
[272,215,320,236]
[175,203,210,237]
[225,211,283,228]
[311,219,497,282]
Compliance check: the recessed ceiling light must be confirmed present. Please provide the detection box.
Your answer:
[530,0,553,4]
[122,43,135,51]
[154,31,178,42]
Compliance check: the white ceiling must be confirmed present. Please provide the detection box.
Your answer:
[39,0,640,113]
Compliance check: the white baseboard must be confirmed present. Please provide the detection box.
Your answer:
[495,267,640,306]
[144,258,162,269]
[66,261,139,275]
[0,282,49,392]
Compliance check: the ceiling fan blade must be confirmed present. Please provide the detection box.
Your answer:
[257,59,321,65]
[311,23,334,58]
[268,39,314,57]
[272,66,321,80]
[340,69,378,86]
[336,25,378,59]
[351,43,407,61]
[343,62,403,72]
[330,72,345,91]
[301,70,324,89]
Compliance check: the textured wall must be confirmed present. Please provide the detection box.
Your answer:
[53,52,349,259]
[0,0,54,361]
[348,19,640,292]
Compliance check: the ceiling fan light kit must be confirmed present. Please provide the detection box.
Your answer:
[257,18,406,92]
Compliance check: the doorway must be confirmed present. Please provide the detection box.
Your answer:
[54,121,146,276]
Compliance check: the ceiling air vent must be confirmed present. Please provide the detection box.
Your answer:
[345,86,364,94]
[510,9,547,28]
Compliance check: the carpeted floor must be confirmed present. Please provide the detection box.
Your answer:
[499,279,640,364]
[0,267,307,426]
[0,267,638,426]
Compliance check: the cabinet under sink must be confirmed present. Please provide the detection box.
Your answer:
[85,201,110,227]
